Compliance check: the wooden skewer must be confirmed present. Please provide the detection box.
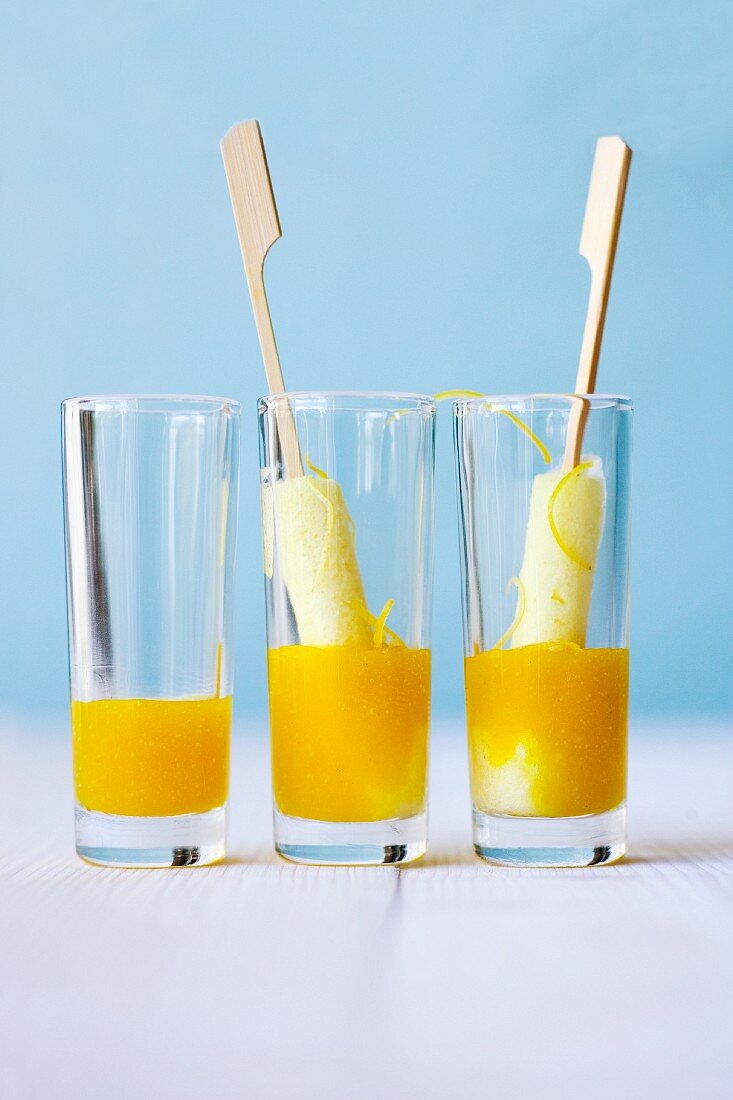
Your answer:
[563,136,632,471]
[221,120,303,477]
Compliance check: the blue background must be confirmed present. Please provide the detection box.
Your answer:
[2,2,731,720]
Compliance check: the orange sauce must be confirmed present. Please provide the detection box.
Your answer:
[268,644,430,822]
[72,697,231,816]
[464,643,628,817]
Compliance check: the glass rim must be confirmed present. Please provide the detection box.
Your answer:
[453,393,632,411]
[62,394,241,414]
[258,390,436,413]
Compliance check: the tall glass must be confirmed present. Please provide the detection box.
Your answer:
[259,392,436,865]
[62,395,240,867]
[454,395,632,866]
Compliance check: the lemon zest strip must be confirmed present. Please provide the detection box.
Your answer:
[547,461,594,570]
[304,453,329,479]
[495,409,551,465]
[434,389,485,401]
[389,390,484,424]
[349,597,406,647]
[373,598,395,647]
[493,576,526,650]
[383,624,406,647]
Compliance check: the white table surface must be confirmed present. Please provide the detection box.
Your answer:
[1,716,731,1100]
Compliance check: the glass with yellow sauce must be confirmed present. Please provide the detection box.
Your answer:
[454,395,632,866]
[259,392,436,865]
[63,396,240,867]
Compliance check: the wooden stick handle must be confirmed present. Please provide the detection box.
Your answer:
[221,120,303,477]
[564,136,632,470]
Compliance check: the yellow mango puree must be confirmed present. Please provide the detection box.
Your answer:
[268,644,430,822]
[72,697,231,816]
[465,643,628,818]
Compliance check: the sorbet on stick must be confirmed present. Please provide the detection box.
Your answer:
[472,137,632,828]
[511,136,632,652]
[511,455,606,648]
[221,121,370,646]
[269,473,372,645]
[223,122,432,864]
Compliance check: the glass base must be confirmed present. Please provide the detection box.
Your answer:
[473,804,626,867]
[274,808,427,866]
[75,804,227,867]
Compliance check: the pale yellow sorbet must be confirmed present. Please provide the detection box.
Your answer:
[267,475,373,647]
[512,457,605,648]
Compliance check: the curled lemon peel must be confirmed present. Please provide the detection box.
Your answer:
[547,461,594,570]
[491,408,551,465]
[389,390,484,425]
[383,624,406,647]
[373,598,395,647]
[493,576,526,650]
[304,453,329,479]
[349,597,406,648]
[434,389,484,401]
